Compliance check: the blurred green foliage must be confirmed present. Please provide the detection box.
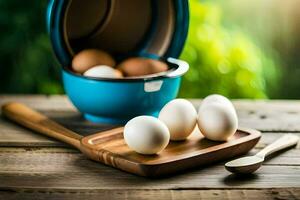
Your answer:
[0,0,63,94]
[0,0,280,98]
[179,0,280,98]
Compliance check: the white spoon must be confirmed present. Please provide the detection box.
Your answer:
[225,134,299,174]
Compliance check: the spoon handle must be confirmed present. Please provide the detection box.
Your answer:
[2,102,83,149]
[256,134,299,158]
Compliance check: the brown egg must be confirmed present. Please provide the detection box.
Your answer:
[115,69,124,78]
[72,49,116,73]
[117,57,168,77]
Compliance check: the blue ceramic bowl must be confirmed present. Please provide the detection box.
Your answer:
[63,58,188,124]
[47,0,189,124]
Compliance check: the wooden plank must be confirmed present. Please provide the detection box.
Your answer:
[0,95,75,111]
[0,119,298,149]
[0,149,299,177]
[0,126,261,177]
[2,96,300,147]
[217,100,300,132]
[0,117,66,147]
[1,130,299,183]
[194,99,300,132]
[0,133,299,190]
[1,131,299,150]
[1,113,300,147]
[1,189,300,200]
[190,99,300,112]
[0,144,299,169]
[0,112,119,146]
[0,145,300,189]
[0,165,300,189]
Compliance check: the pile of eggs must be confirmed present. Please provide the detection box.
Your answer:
[72,49,168,78]
[124,94,238,155]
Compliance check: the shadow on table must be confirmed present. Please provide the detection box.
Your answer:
[223,173,259,186]
[49,112,120,137]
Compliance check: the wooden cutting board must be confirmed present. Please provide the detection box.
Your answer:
[82,127,261,177]
[2,102,261,177]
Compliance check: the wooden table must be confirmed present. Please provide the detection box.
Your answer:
[0,95,300,200]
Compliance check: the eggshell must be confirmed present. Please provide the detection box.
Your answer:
[200,94,236,113]
[72,49,116,73]
[124,116,170,155]
[83,65,123,78]
[117,57,168,77]
[197,102,238,141]
[159,99,197,141]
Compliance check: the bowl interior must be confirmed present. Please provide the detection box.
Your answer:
[63,0,175,59]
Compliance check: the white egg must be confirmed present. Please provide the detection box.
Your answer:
[159,99,197,141]
[197,102,238,141]
[83,65,123,78]
[124,116,170,155]
[200,94,235,113]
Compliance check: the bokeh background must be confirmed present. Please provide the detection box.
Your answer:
[0,0,300,99]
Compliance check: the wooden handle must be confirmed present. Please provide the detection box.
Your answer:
[256,134,299,158]
[2,102,83,149]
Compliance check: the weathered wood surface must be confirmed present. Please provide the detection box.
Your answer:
[1,189,300,200]
[1,189,299,200]
[1,96,300,147]
[0,95,300,199]
[1,146,300,189]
